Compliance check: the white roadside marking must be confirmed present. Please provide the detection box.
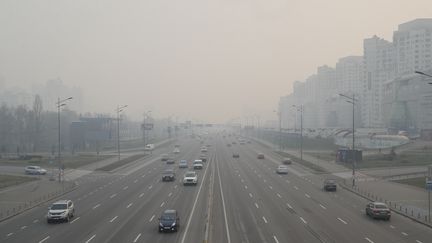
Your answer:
[319,204,327,210]
[299,217,307,224]
[127,203,133,208]
[337,217,348,225]
[133,233,142,243]
[160,202,165,207]
[255,203,259,209]
[273,235,280,243]
[70,217,80,224]
[149,215,155,222]
[364,237,374,243]
[93,204,100,209]
[262,216,268,223]
[109,216,118,223]
[85,234,96,243]
[110,194,117,198]
[39,236,50,243]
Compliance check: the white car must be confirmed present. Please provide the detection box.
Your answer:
[276,165,288,174]
[200,147,208,153]
[25,166,47,175]
[183,171,198,185]
[179,160,188,168]
[173,148,180,154]
[193,160,204,170]
[145,144,154,151]
[47,200,75,223]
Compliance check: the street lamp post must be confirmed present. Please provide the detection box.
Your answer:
[273,110,282,152]
[339,93,357,187]
[292,105,303,161]
[143,111,151,155]
[56,97,72,182]
[116,105,128,161]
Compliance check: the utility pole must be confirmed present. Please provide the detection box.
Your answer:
[56,97,72,183]
[116,105,128,161]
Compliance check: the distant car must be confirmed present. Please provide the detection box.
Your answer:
[227,144,232,147]
[200,147,208,153]
[282,158,292,165]
[276,165,288,174]
[25,166,47,175]
[166,158,175,164]
[47,200,75,223]
[183,171,198,185]
[233,153,240,158]
[323,179,337,191]
[179,160,188,168]
[365,202,391,220]
[161,154,169,161]
[173,148,180,154]
[199,154,207,162]
[145,144,154,151]
[257,153,265,159]
[158,209,179,232]
[162,169,175,181]
[193,160,204,170]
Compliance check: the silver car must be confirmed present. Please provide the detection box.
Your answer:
[25,166,47,175]
[276,165,288,174]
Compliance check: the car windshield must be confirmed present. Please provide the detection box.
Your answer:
[185,172,196,177]
[161,213,175,221]
[375,204,388,209]
[51,204,67,210]
[163,170,173,174]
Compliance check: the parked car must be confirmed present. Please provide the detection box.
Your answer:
[365,202,391,220]
[47,200,75,223]
[276,165,288,174]
[179,160,188,168]
[25,166,47,175]
[162,169,175,181]
[193,160,204,170]
[323,179,337,191]
[257,153,265,159]
[183,171,198,185]
[158,209,179,232]
[282,158,292,165]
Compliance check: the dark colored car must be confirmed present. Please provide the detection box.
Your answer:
[162,169,175,181]
[199,155,207,162]
[158,209,179,232]
[233,153,239,158]
[166,158,175,164]
[366,202,391,220]
[323,179,337,191]
[257,153,265,159]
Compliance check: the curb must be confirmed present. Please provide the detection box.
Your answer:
[0,182,78,223]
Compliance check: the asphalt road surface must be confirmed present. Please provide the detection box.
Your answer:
[1,134,432,243]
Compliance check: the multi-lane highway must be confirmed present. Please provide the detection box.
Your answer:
[1,133,432,243]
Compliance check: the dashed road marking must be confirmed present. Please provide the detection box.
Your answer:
[319,204,327,210]
[33,219,39,223]
[93,204,101,209]
[401,232,408,236]
[7,233,13,237]
[262,216,268,223]
[276,193,282,198]
[110,194,117,198]
[134,179,138,183]
[109,216,118,223]
[364,237,374,243]
[416,240,424,243]
[273,235,280,243]
[245,185,248,189]
[337,217,348,225]
[21,225,27,230]
[70,217,80,224]
[294,186,299,190]
[168,192,173,197]
[390,225,395,229]
[305,194,311,198]
[39,236,50,243]
[127,203,133,208]
[133,233,142,243]
[148,185,153,190]
[139,193,144,198]
[286,203,293,209]
[123,186,129,190]
[160,202,165,207]
[255,203,259,209]
[249,193,253,198]
[269,186,273,190]
[85,234,96,243]
[149,215,155,222]
[299,217,307,224]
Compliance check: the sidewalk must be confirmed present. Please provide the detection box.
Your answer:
[251,136,432,227]
[0,138,175,222]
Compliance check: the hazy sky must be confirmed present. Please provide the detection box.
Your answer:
[1,0,431,123]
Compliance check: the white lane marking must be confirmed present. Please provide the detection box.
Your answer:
[148,185,153,190]
[110,193,117,198]
[93,204,100,209]
[305,193,311,198]
[273,235,280,243]
[276,193,282,198]
[133,233,142,243]
[294,186,299,190]
[262,216,268,223]
[109,216,118,223]
[127,203,133,208]
[168,192,173,197]
[319,204,327,210]
[269,185,273,190]
[139,193,144,198]
[160,202,165,207]
[390,225,395,229]
[416,240,423,243]
[123,186,128,190]
[134,179,138,183]
[255,203,259,209]
[263,179,267,183]
[286,180,290,183]
[245,185,248,189]
[70,217,80,224]
[149,214,155,222]
[174,185,178,189]
[337,217,348,225]
[85,234,96,243]
[364,237,374,243]
[21,225,27,230]
[401,232,408,236]
[299,217,307,224]
[249,193,253,198]
[142,174,145,178]
[33,219,39,223]
[7,233,13,237]
[286,203,293,209]
[39,236,50,243]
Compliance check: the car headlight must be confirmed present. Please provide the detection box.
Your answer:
[159,223,163,227]
[171,222,176,227]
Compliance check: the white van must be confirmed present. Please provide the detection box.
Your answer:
[145,144,155,151]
